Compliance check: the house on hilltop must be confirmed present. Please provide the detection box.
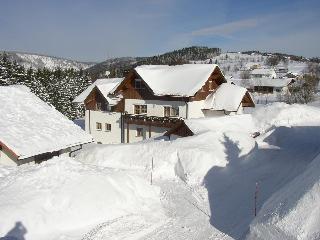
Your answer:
[250,68,277,79]
[74,64,255,144]
[0,85,93,166]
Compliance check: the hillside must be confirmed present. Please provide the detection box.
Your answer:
[1,51,95,70]
[86,46,221,79]
[0,53,92,119]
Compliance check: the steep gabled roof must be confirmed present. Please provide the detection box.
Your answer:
[0,85,93,160]
[73,78,123,103]
[203,83,254,111]
[134,64,223,96]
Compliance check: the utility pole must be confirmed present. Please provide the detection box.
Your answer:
[254,182,259,217]
[150,157,154,185]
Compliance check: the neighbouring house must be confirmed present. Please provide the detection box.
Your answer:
[74,64,255,144]
[250,68,277,79]
[0,85,93,166]
[234,78,295,94]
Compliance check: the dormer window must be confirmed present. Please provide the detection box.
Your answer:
[134,79,144,89]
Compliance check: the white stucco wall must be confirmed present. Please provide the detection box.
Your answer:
[187,100,206,118]
[124,99,187,118]
[85,110,122,144]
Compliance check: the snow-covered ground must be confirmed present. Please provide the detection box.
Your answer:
[1,102,320,240]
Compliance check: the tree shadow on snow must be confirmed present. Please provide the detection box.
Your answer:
[0,222,27,240]
[204,126,320,239]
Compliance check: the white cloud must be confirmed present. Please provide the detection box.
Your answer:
[191,18,259,37]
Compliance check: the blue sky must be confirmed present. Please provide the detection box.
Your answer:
[1,0,320,61]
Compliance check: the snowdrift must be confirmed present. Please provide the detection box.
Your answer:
[0,157,163,240]
[253,102,320,133]
[246,153,320,240]
[76,127,256,185]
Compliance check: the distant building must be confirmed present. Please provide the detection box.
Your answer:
[250,68,277,79]
[233,78,295,94]
[0,86,93,166]
[74,64,255,144]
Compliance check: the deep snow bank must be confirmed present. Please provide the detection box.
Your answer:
[246,153,320,240]
[76,129,256,185]
[0,157,163,240]
[253,102,320,133]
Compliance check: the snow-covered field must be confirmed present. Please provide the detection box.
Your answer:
[1,103,320,239]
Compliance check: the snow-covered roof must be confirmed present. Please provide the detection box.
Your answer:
[73,78,123,103]
[233,78,294,88]
[135,64,222,96]
[185,114,255,135]
[251,68,276,76]
[0,85,93,159]
[203,83,248,112]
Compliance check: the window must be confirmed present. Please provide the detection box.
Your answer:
[164,106,179,117]
[171,107,179,117]
[209,80,214,90]
[134,79,144,89]
[164,106,171,117]
[136,128,143,137]
[105,123,111,131]
[96,122,102,131]
[134,105,147,114]
[96,102,102,110]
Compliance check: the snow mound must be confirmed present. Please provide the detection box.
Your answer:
[246,153,320,240]
[253,102,320,132]
[76,130,256,185]
[185,114,256,134]
[0,157,162,240]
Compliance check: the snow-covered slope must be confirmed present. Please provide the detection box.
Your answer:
[0,157,163,240]
[2,51,94,70]
[246,153,320,240]
[0,102,320,240]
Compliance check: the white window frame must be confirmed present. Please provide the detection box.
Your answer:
[163,106,179,117]
[96,122,102,131]
[105,123,111,132]
[134,104,147,115]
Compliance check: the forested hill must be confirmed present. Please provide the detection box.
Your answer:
[86,46,221,79]
[0,53,92,119]
[1,51,94,70]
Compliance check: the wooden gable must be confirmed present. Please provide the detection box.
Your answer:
[241,91,255,107]
[84,86,108,111]
[190,66,226,101]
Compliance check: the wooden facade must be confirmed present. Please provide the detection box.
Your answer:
[164,122,194,138]
[84,87,109,111]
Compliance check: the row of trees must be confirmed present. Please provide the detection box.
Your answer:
[0,53,92,119]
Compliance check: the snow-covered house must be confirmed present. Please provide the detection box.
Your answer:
[250,68,277,79]
[0,85,93,166]
[75,64,254,144]
[234,78,295,94]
